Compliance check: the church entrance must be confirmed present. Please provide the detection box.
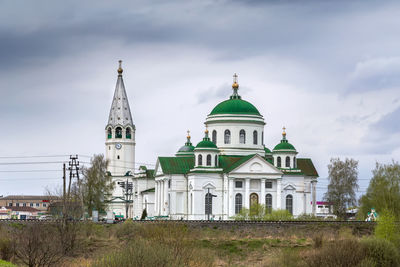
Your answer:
[250,193,259,207]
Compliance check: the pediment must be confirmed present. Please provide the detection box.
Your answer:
[154,159,164,177]
[230,154,283,175]
[283,184,296,191]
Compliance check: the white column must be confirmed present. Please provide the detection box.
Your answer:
[155,181,158,215]
[229,178,234,217]
[245,178,250,209]
[260,179,266,205]
[312,180,316,215]
[160,181,164,215]
[276,178,282,209]
[164,179,168,216]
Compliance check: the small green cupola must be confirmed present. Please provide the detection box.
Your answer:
[273,127,296,152]
[194,128,219,168]
[176,131,195,157]
[195,128,219,151]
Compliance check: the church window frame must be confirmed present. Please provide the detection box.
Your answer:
[126,127,131,139]
[215,155,218,167]
[277,157,281,167]
[235,181,243,188]
[205,193,212,215]
[253,130,258,145]
[262,131,264,145]
[198,154,203,166]
[224,130,231,144]
[206,154,212,166]
[286,156,290,168]
[107,127,112,139]
[266,194,272,213]
[235,193,243,214]
[212,130,217,144]
[239,129,246,144]
[265,181,272,189]
[286,194,293,214]
[293,157,296,168]
[115,127,122,139]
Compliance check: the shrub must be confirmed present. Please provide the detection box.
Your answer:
[0,259,17,267]
[0,239,12,261]
[375,209,400,245]
[360,238,400,267]
[264,209,293,221]
[304,239,364,267]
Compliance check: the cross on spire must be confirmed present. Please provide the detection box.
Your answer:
[233,73,238,84]
[231,73,240,99]
[118,60,123,75]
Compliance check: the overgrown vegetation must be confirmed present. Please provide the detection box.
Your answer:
[233,204,294,221]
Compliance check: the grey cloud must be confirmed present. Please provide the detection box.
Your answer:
[347,57,400,93]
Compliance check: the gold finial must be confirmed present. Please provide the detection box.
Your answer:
[282,126,286,136]
[205,125,209,134]
[117,60,123,75]
[187,130,191,139]
[232,73,239,89]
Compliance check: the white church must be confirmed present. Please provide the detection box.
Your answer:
[105,62,319,220]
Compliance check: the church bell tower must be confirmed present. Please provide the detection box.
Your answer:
[105,61,136,176]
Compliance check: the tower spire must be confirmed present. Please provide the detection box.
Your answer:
[282,126,287,142]
[118,60,123,75]
[231,73,241,99]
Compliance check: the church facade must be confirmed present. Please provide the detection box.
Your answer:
[105,63,318,220]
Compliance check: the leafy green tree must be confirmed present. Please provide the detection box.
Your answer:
[324,158,359,219]
[375,209,400,245]
[81,154,114,217]
[359,161,400,220]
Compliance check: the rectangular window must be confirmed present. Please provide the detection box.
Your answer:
[265,181,272,188]
[30,203,33,207]
[23,203,26,207]
[16,203,20,207]
[43,203,47,207]
[8,203,12,207]
[235,181,243,188]
[36,203,39,207]
[318,205,323,208]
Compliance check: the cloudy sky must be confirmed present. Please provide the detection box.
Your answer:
[0,0,399,201]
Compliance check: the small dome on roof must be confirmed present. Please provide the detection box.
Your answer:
[273,127,296,152]
[264,146,272,155]
[195,129,218,150]
[176,132,195,157]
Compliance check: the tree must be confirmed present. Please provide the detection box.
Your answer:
[81,154,114,217]
[359,161,400,220]
[324,158,359,219]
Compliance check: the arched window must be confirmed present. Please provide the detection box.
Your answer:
[212,130,217,144]
[205,193,212,216]
[116,127,122,138]
[286,195,293,214]
[224,130,231,144]
[215,155,218,167]
[239,129,246,144]
[206,154,212,166]
[107,128,112,139]
[286,156,290,168]
[126,127,131,139]
[198,155,203,166]
[266,194,272,213]
[277,157,281,167]
[293,157,296,168]
[235,193,242,214]
[253,130,258,145]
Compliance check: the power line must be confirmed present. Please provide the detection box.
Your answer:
[0,170,61,173]
[0,155,70,159]
[0,161,67,165]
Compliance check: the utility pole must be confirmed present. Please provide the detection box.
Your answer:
[63,163,66,219]
[117,179,133,219]
[67,155,80,218]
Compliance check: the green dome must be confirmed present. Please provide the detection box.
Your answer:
[195,131,218,150]
[273,140,296,151]
[264,146,272,154]
[177,145,195,153]
[209,98,261,116]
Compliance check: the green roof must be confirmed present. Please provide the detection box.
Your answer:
[264,146,272,154]
[195,134,218,150]
[146,169,155,178]
[158,157,194,174]
[273,140,296,151]
[141,187,155,193]
[177,144,195,152]
[297,158,319,177]
[219,154,255,173]
[209,98,261,116]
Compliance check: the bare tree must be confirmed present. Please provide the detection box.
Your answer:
[13,224,63,267]
[324,158,359,219]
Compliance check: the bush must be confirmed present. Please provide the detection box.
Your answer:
[375,209,400,245]
[304,239,364,267]
[0,239,12,261]
[264,209,293,221]
[0,259,17,267]
[360,238,400,267]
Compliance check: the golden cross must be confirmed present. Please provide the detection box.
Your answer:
[233,73,238,83]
